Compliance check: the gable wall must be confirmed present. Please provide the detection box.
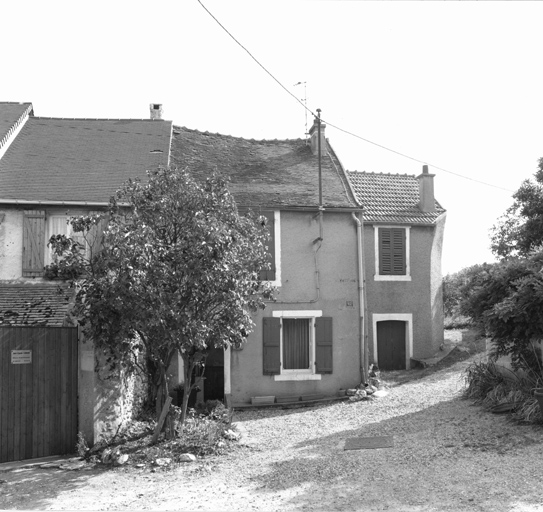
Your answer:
[230,210,362,403]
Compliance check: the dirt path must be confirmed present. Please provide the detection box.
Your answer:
[1,353,543,511]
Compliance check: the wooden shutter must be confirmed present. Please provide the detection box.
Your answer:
[379,228,406,275]
[260,211,276,281]
[89,211,109,257]
[315,317,333,374]
[22,210,46,277]
[263,317,281,375]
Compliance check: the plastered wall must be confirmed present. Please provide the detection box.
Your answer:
[230,210,362,403]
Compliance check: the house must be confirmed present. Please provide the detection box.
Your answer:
[346,168,446,370]
[0,99,446,462]
[170,119,366,405]
[0,102,172,462]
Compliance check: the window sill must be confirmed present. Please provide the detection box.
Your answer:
[374,274,411,282]
[274,373,322,381]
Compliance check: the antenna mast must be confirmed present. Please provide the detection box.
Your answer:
[294,81,308,142]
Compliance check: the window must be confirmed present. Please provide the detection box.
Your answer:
[239,209,281,285]
[263,311,332,380]
[45,215,88,266]
[374,226,411,281]
[22,210,105,277]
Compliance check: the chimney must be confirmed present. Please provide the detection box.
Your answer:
[308,116,326,156]
[417,165,436,212]
[150,103,163,120]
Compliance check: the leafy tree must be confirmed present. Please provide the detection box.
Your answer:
[491,157,543,258]
[47,167,274,430]
[457,254,543,373]
[442,263,495,319]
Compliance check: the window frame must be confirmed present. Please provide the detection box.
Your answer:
[374,225,411,281]
[44,214,90,266]
[238,208,281,287]
[272,310,322,381]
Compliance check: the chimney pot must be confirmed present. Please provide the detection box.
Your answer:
[150,103,163,120]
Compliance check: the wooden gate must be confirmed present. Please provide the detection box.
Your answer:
[376,320,406,370]
[0,327,78,463]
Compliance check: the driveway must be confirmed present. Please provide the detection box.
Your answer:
[1,353,543,511]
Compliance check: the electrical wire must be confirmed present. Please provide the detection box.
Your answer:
[197,0,514,194]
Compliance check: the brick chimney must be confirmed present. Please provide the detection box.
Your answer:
[150,103,163,120]
[417,165,436,212]
[308,116,326,156]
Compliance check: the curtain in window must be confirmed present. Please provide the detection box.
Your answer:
[45,216,70,266]
[283,319,309,370]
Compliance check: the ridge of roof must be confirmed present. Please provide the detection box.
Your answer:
[33,116,169,122]
[349,170,416,177]
[172,124,305,144]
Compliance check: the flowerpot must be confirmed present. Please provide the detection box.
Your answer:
[534,388,543,413]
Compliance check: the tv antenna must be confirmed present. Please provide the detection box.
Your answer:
[293,81,308,142]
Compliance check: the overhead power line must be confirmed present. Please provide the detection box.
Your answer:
[197,0,515,194]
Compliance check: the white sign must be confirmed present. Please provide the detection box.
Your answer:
[11,350,32,364]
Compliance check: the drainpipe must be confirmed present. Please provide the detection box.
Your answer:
[352,212,368,385]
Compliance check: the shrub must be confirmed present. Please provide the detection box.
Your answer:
[463,360,543,424]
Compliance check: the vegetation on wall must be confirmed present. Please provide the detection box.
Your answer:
[46,166,274,431]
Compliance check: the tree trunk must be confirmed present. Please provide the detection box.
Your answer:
[180,355,196,429]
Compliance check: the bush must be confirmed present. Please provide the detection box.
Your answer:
[463,360,543,424]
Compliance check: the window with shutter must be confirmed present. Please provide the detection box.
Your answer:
[22,210,46,277]
[375,226,411,281]
[265,311,328,380]
[263,317,281,375]
[315,317,333,374]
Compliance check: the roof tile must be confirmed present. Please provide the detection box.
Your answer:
[346,171,445,224]
[0,116,172,203]
[170,126,357,209]
[0,283,74,326]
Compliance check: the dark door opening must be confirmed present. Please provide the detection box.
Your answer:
[203,347,224,402]
[376,320,406,370]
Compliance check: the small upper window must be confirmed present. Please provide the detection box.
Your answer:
[374,226,411,281]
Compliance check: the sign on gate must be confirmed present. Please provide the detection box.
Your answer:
[11,350,32,364]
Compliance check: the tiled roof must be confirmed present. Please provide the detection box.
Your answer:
[346,171,446,224]
[0,102,33,150]
[170,126,358,209]
[0,283,74,326]
[0,116,172,203]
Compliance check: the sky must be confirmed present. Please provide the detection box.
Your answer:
[2,0,543,275]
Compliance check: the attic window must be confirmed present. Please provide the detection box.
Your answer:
[149,149,163,154]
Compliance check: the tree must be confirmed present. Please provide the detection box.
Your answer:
[491,157,543,258]
[454,254,543,373]
[442,263,495,318]
[47,166,274,430]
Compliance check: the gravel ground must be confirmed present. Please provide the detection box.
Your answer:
[1,350,543,511]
